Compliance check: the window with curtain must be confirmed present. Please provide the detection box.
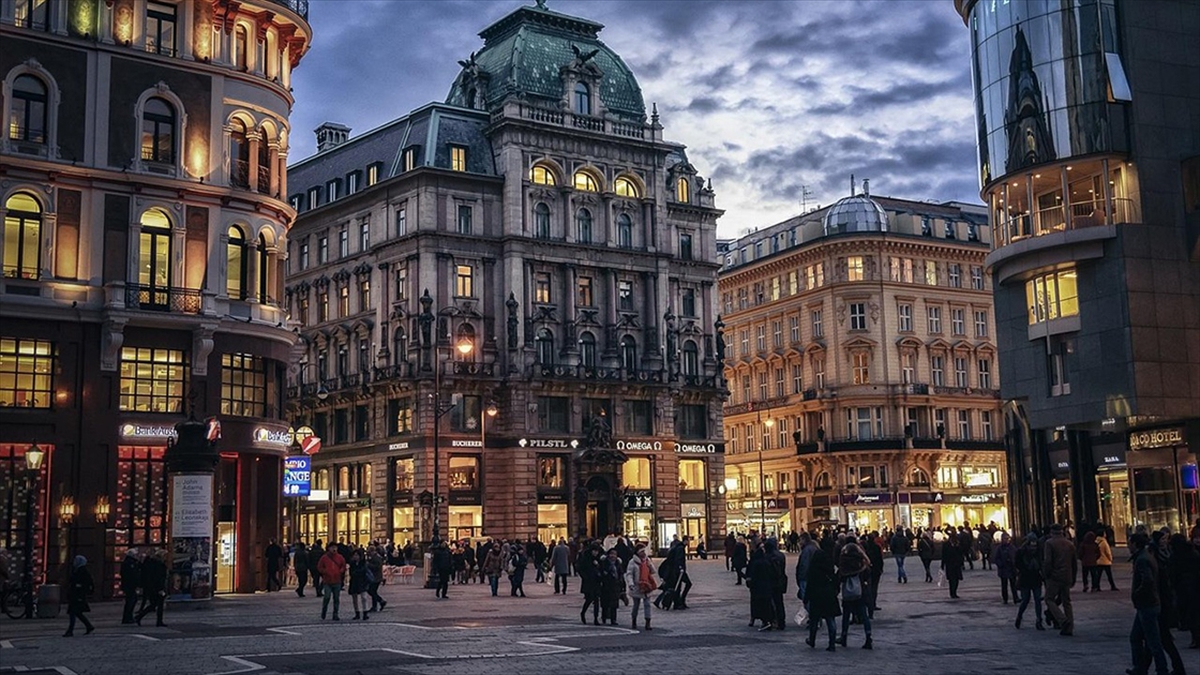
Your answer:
[8,74,47,143]
[226,226,247,299]
[3,192,42,280]
[140,97,175,164]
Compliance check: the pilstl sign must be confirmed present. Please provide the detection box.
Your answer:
[1129,428,1184,451]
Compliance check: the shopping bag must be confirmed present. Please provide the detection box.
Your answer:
[936,568,946,587]
[794,605,808,626]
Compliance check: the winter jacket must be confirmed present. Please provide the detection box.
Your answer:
[316,550,347,586]
[1096,537,1114,566]
[366,552,384,583]
[1042,533,1076,585]
[940,539,965,581]
[796,540,818,586]
[432,545,452,573]
[578,551,601,595]
[1131,548,1160,609]
[993,541,1017,579]
[890,533,911,556]
[140,557,167,595]
[551,543,571,575]
[624,554,657,599]
[1015,542,1042,589]
[120,555,141,594]
[804,548,841,620]
[482,547,504,577]
[67,565,95,613]
[293,545,309,573]
[307,546,324,575]
[348,558,369,595]
[1078,532,1099,567]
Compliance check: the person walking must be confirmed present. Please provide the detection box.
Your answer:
[551,539,571,594]
[316,544,346,620]
[918,531,935,582]
[63,556,95,637]
[265,538,284,592]
[745,540,776,630]
[1128,532,1170,675]
[347,550,371,620]
[656,538,688,611]
[978,527,994,571]
[941,533,965,599]
[993,532,1019,604]
[724,532,736,572]
[803,540,841,652]
[483,542,504,596]
[366,545,387,612]
[134,549,167,627]
[1043,523,1077,636]
[308,541,325,598]
[625,544,657,631]
[1096,529,1118,591]
[1014,532,1045,630]
[766,537,788,630]
[119,548,141,625]
[796,532,817,605]
[731,536,748,586]
[862,533,884,614]
[1079,531,1100,593]
[836,539,872,649]
[890,529,911,584]
[432,539,452,599]
[293,542,310,597]
[579,544,602,624]
[1166,534,1200,649]
[598,548,623,626]
[508,543,528,597]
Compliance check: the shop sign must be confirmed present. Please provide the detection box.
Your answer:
[682,503,706,518]
[450,439,483,448]
[958,492,1002,504]
[675,442,721,454]
[539,492,568,503]
[617,440,664,452]
[1092,442,1126,469]
[906,492,945,504]
[624,490,654,511]
[841,493,892,506]
[388,441,410,451]
[301,436,322,455]
[253,426,294,448]
[519,438,579,449]
[120,422,178,441]
[307,489,330,502]
[810,495,831,507]
[1129,427,1185,451]
[449,493,479,506]
[283,456,312,497]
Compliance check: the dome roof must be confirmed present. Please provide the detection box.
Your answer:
[824,193,889,235]
[445,3,645,121]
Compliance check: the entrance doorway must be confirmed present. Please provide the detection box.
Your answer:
[216,521,236,594]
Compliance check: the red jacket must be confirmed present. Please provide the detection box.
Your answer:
[317,550,347,586]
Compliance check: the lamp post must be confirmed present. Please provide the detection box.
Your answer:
[430,335,474,543]
[22,443,46,619]
[482,401,498,450]
[756,411,774,537]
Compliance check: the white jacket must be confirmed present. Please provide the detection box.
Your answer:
[624,554,657,599]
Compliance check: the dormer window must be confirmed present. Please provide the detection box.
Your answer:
[676,177,690,203]
[574,82,591,116]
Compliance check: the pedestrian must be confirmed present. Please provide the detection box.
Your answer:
[941,533,965,599]
[265,538,284,592]
[316,543,346,620]
[1127,532,1170,675]
[890,529,911,584]
[696,535,707,560]
[119,548,141,624]
[579,544,602,624]
[1079,530,1099,593]
[862,533,884,615]
[1142,531,1187,674]
[134,549,167,627]
[366,545,387,612]
[483,542,504,596]
[724,532,736,571]
[836,538,872,649]
[766,537,788,630]
[462,540,477,584]
[918,530,935,583]
[432,539,452,599]
[347,550,371,620]
[625,544,656,631]
[308,540,325,598]
[598,548,623,626]
[960,525,977,571]
[803,540,841,652]
[731,536,748,585]
[1166,534,1200,649]
[656,538,691,611]
[1096,529,1118,591]
[551,538,571,594]
[1043,523,1076,636]
[796,532,817,605]
[745,539,776,630]
[978,527,994,570]
[1014,532,1045,630]
[993,532,1019,604]
[293,542,310,597]
[508,543,528,597]
[63,555,95,637]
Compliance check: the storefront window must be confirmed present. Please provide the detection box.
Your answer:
[0,338,55,408]
[937,466,961,488]
[449,456,478,491]
[119,347,186,413]
[622,457,651,489]
[678,459,705,491]
[219,353,267,418]
[448,505,482,540]
[538,455,565,489]
[623,512,653,546]
[0,444,49,582]
[1097,472,1130,545]
[394,457,414,492]
[538,504,568,544]
[392,507,415,546]
[335,507,371,546]
[1132,466,1180,533]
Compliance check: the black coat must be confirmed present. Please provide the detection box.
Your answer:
[432,546,452,573]
[804,549,841,620]
[941,540,965,580]
[348,559,369,595]
[863,540,885,579]
[67,566,94,613]
[598,557,623,607]
[732,542,748,567]
[578,552,601,595]
[140,557,168,595]
[119,556,141,593]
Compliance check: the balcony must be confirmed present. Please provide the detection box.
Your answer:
[124,284,201,314]
[374,363,414,381]
[998,196,1139,245]
[493,101,652,141]
[232,160,250,189]
[931,386,1000,399]
[265,0,309,19]
[257,165,272,195]
[826,437,907,453]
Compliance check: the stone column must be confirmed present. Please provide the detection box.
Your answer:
[247,132,262,193]
[268,143,280,198]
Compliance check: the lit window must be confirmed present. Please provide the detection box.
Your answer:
[574,170,600,192]
[676,177,690,203]
[119,347,186,412]
[140,97,175,164]
[534,272,552,304]
[455,264,474,297]
[577,276,593,307]
[847,256,864,281]
[450,145,467,172]
[8,75,47,143]
[530,164,556,185]
[1025,268,1079,324]
[338,285,349,316]
[226,225,247,299]
[220,353,266,418]
[367,162,382,186]
[852,352,869,385]
[618,280,633,310]
[0,338,55,408]
[924,260,938,285]
[614,176,640,198]
[402,147,418,172]
[3,192,42,280]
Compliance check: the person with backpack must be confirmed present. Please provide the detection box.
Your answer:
[890,529,911,584]
[508,543,528,597]
[625,544,657,631]
[836,539,872,649]
[1014,532,1044,630]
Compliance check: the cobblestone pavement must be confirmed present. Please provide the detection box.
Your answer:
[0,556,1168,675]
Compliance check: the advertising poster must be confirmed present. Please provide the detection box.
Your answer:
[283,456,312,497]
[169,474,214,601]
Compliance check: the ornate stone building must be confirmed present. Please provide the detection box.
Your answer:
[285,2,725,551]
[720,185,1009,535]
[0,0,310,594]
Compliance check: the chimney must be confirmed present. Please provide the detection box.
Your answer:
[314,122,351,152]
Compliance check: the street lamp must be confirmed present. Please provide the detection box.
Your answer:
[482,401,498,449]
[22,443,45,619]
[759,414,774,537]
[430,334,473,542]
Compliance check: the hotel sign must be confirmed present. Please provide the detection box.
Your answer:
[1129,428,1184,451]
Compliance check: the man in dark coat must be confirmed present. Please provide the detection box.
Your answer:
[745,541,777,630]
[578,544,602,623]
[120,548,141,624]
[941,535,965,599]
[293,542,309,597]
[958,526,976,570]
[804,541,840,651]
[766,537,788,630]
[890,529,911,584]
[732,537,749,585]
[135,549,168,627]
[431,540,452,599]
[63,556,95,637]
[265,539,284,592]
[307,541,324,597]
[862,534,885,615]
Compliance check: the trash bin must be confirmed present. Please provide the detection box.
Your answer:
[37,584,61,619]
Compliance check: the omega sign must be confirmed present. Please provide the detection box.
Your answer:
[1129,428,1184,451]
[616,440,663,452]
[675,443,719,454]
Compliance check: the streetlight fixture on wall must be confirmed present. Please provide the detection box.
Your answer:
[94,495,111,525]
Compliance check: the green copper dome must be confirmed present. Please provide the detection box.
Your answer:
[446,2,646,121]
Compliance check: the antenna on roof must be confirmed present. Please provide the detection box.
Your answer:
[850,174,855,196]
[800,184,813,213]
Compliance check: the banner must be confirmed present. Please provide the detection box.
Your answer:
[169,474,214,601]
[283,456,312,496]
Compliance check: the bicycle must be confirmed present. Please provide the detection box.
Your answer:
[2,580,35,619]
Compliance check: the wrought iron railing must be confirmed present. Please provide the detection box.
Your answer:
[265,0,309,20]
[124,283,201,314]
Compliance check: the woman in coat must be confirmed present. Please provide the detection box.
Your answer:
[731,536,749,585]
[598,548,623,626]
[1014,533,1044,630]
[803,541,841,651]
[482,543,504,597]
[917,531,935,583]
[624,545,657,631]
[1077,531,1099,592]
[578,544,602,623]
[940,535,965,599]
[63,555,95,637]
[836,540,872,649]
[134,548,168,627]
[744,541,777,629]
[993,532,1018,604]
[1167,534,1200,648]
[347,550,371,620]
[1094,531,1117,591]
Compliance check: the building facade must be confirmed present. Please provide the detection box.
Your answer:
[954,0,1200,539]
[720,187,1008,535]
[0,0,310,594]
[284,2,726,552]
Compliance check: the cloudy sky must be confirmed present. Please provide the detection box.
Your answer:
[290,0,983,236]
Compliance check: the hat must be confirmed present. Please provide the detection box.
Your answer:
[1025,532,1038,542]
[1049,524,1063,533]
[73,555,87,568]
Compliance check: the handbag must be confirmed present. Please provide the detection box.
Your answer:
[841,575,862,601]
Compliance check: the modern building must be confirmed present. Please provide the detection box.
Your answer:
[284,2,726,552]
[720,185,1009,535]
[954,0,1200,539]
[0,0,311,594]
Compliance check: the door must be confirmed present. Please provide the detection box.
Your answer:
[216,521,236,594]
[139,223,172,308]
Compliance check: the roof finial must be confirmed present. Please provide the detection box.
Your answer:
[651,102,660,125]
[862,178,870,197]
[534,0,547,9]
[850,173,855,196]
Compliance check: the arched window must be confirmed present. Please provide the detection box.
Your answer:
[534,203,551,239]
[617,213,633,249]
[576,208,593,244]
[235,25,249,70]
[229,119,249,187]
[530,164,556,186]
[141,97,176,164]
[226,225,247,299]
[257,232,270,301]
[676,177,691,203]
[3,192,42,279]
[620,335,637,372]
[9,75,47,143]
[614,176,640,199]
[814,471,832,490]
[536,328,555,366]
[682,340,699,377]
[573,170,599,192]
[576,331,596,369]
[909,467,930,487]
[257,133,271,195]
[392,326,407,364]
[574,81,591,115]
[455,323,476,362]
[138,208,173,306]
[358,337,370,373]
